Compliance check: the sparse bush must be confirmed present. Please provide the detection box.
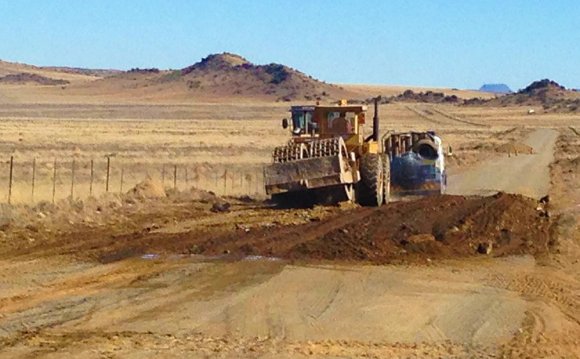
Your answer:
[264,64,290,84]
[187,80,201,89]
[128,68,160,74]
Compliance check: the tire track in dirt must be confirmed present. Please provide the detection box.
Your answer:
[426,105,489,127]
[402,104,446,125]
[197,206,377,257]
[0,329,496,359]
[498,309,580,358]
[486,271,580,325]
[403,104,487,128]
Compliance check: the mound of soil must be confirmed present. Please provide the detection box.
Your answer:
[196,193,552,264]
[288,193,550,262]
[166,186,222,204]
[495,142,534,154]
[5,191,551,265]
[127,178,166,199]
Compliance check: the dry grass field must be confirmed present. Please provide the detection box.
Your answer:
[0,80,579,358]
[0,100,574,204]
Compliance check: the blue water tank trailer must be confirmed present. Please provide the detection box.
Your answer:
[383,131,446,196]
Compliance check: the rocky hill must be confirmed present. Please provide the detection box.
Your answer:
[500,79,578,109]
[83,53,356,102]
[171,53,353,101]
[465,79,580,112]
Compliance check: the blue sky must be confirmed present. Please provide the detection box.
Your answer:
[0,0,578,90]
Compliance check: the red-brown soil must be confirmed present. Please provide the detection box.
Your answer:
[208,193,552,263]
[2,191,552,266]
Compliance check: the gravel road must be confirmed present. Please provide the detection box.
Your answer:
[447,128,559,199]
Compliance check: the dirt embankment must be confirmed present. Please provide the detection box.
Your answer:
[0,186,552,266]
[553,127,580,197]
[202,193,552,263]
[548,127,580,258]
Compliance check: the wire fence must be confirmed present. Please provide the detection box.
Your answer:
[2,156,267,205]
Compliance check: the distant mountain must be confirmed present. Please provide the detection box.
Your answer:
[466,79,580,112]
[518,79,565,94]
[479,83,512,94]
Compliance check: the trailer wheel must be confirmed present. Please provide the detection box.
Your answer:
[357,154,384,206]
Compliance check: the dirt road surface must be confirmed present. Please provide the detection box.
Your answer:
[0,127,578,358]
[447,128,559,199]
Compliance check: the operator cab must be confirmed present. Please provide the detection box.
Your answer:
[287,106,318,136]
[282,103,367,140]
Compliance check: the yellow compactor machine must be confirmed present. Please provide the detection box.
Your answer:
[264,98,389,206]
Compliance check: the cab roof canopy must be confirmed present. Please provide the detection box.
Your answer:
[290,105,367,112]
[315,105,367,112]
[290,106,316,112]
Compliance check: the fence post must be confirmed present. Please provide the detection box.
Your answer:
[52,159,57,204]
[70,159,75,200]
[173,164,177,190]
[257,169,262,194]
[106,156,111,192]
[8,156,13,205]
[223,169,228,195]
[185,167,189,187]
[89,159,94,197]
[31,158,36,202]
[193,166,200,188]
[119,166,124,193]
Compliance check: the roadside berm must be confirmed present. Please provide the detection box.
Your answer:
[4,189,552,266]
[196,192,552,264]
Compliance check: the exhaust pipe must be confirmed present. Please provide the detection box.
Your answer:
[372,96,381,142]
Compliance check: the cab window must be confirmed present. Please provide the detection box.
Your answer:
[328,111,356,134]
[292,111,305,131]
[292,111,317,134]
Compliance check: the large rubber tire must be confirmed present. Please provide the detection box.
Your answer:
[357,153,384,206]
[381,154,391,204]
